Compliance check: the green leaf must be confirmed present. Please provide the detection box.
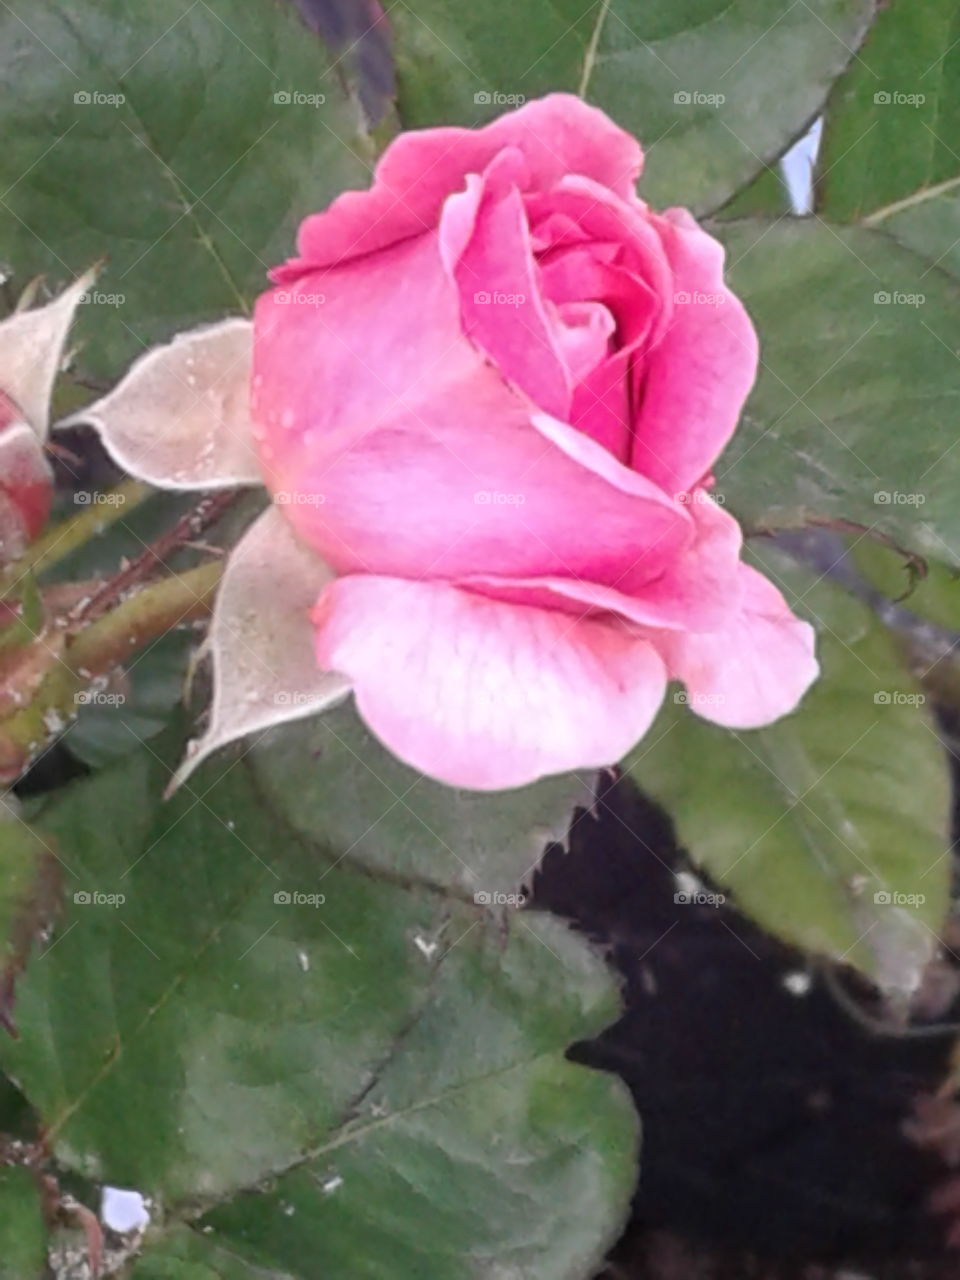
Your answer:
[250,701,593,898]
[132,1227,275,1279]
[191,910,634,1280]
[1,741,637,1276]
[0,1167,46,1280]
[818,0,960,222]
[716,163,792,220]
[623,559,951,994]
[0,808,62,1037]
[873,187,960,283]
[0,0,372,380]
[714,217,960,564]
[853,538,960,630]
[66,631,194,768]
[392,0,875,213]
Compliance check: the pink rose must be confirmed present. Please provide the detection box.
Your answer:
[247,94,817,789]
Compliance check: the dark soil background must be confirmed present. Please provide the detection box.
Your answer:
[531,761,960,1280]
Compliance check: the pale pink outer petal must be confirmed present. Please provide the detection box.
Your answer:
[631,208,759,495]
[274,94,644,278]
[169,506,350,791]
[61,319,262,490]
[635,493,744,627]
[654,564,819,729]
[311,575,668,790]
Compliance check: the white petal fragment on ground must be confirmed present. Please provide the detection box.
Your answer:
[100,1188,150,1235]
[0,270,96,438]
[61,317,262,489]
[170,505,350,791]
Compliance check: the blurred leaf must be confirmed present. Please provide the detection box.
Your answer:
[392,0,875,214]
[623,559,951,995]
[0,1073,37,1140]
[818,0,960,222]
[853,538,960,630]
[251,699,593,898]
[65,631,194,768]
[714,217,960,565]
[717,163,792,220]
[0,0,373,380]
[871,188,960,282]
[132,1227,273,1279]
[0,741,636,1276]
[0,1167,46,1280]
[288,0,396,126]
[0,811,61,1037]
[193,937,634,1280]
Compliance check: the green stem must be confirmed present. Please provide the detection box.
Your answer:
[0,561,221,782]
[1,478,152,595]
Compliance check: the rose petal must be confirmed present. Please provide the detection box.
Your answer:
[537,244,660,459]
[254,235,692,586]
[312,575,668,789]
[553,299,614,370]
[61,319,261,490]
[655,563,819,728]
[169,506,350,790]
[461,492,743,632]
[274,94,644,278]
[527,177,675,340]
[632,208,759,494]
[441,153,571,418]
[0,270,94,439]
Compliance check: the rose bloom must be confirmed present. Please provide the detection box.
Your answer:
[245,95,817,789]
